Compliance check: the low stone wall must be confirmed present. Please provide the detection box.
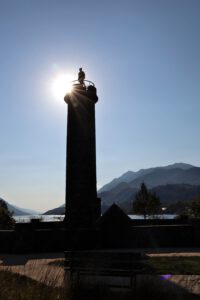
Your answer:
[131,225,195,248]
[0,220,200,253]
[0,228,65,253]
[131,218,189,226]
[0,230,15,252]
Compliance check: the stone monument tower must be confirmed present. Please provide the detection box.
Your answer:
[64,70,100,233]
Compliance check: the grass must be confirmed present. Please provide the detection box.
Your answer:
[0,270,64,300]
[49,256,200,274]
[1,256,200,300]
[1,269,200,300]
[145,256,200,274]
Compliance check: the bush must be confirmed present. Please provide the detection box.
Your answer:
[189,197,200,218]
[0,199,15,229]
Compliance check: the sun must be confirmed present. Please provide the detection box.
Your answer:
[52,73,74,100]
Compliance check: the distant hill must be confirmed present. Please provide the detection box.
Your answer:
[43,204,65,215]
[100,183,137,213]
[128,167,200,189]
[100,184,200,213]
[99,163,194,192]
[98,163,200,212]
[151,184,200,205]
[0,198,40,216]
[44,163,200,215]
[44,183,200,215]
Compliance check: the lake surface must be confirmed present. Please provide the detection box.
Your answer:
[14,215,65,223]
[14,214,176,223]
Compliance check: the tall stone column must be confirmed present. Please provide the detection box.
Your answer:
[64,82,100,232]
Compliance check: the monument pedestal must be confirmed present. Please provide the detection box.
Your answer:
[64,82,100,249]
[65,228,100,250]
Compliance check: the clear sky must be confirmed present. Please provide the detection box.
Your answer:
[0,0,200,212]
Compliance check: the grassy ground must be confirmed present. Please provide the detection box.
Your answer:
[49,256,200,274]
[0,270,64,300]
[146,256,200,274]
[1,269,200,300]
[1,254,200,300]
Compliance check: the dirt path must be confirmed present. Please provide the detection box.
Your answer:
[143,247,200,257]
[0,251,200,294]
[0,253,65,287]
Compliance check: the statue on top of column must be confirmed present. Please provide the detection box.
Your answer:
[78,68,85,85]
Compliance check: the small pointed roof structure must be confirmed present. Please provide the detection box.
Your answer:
[96,203,132,228]
[96,203,132,248]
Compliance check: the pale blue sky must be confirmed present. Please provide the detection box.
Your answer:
[0,0,200,211]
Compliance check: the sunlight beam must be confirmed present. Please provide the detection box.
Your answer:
[52,73,74,101]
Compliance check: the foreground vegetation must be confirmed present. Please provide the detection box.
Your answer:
[146,256,200,274]
[0,270,64,300]
[0,200,15,229]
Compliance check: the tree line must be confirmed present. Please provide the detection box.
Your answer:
[0,200,15,229]
[132,182,200,219]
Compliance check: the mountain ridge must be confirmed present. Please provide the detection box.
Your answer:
[99,163,194,192]
[44,163,200,215]
[3,163,198,216]
[43,183,200,215]
[0,198,40,216]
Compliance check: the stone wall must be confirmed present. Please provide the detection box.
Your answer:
[0,220,199,253]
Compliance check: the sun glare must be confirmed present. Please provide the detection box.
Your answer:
[52,74,74,100]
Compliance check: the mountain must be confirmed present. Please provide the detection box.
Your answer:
[44,184,200,215]
[99,163,194,192]
[99,171,136,193]
[151,184,200,205]
[44,163,200,215]
[99,163,200,213]
[164,163,193,170]
[0,198,40,216]
[100,183,137,213]
[128,167,200,189]
[100,183,200,214]
[43,204,65,215]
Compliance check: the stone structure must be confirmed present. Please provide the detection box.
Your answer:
[96,204,132,248]
[64,78,101,232]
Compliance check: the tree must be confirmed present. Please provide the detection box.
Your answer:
[132,182,161,219]
[189,197,200,218]
[0,199,15,229]
[147,192,161,216]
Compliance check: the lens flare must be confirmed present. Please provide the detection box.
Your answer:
[160,274,172,280]
[52,74,74,100]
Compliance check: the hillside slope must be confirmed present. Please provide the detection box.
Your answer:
[99,163,194,192]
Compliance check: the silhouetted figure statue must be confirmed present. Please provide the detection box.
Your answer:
[78,68,85,85]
